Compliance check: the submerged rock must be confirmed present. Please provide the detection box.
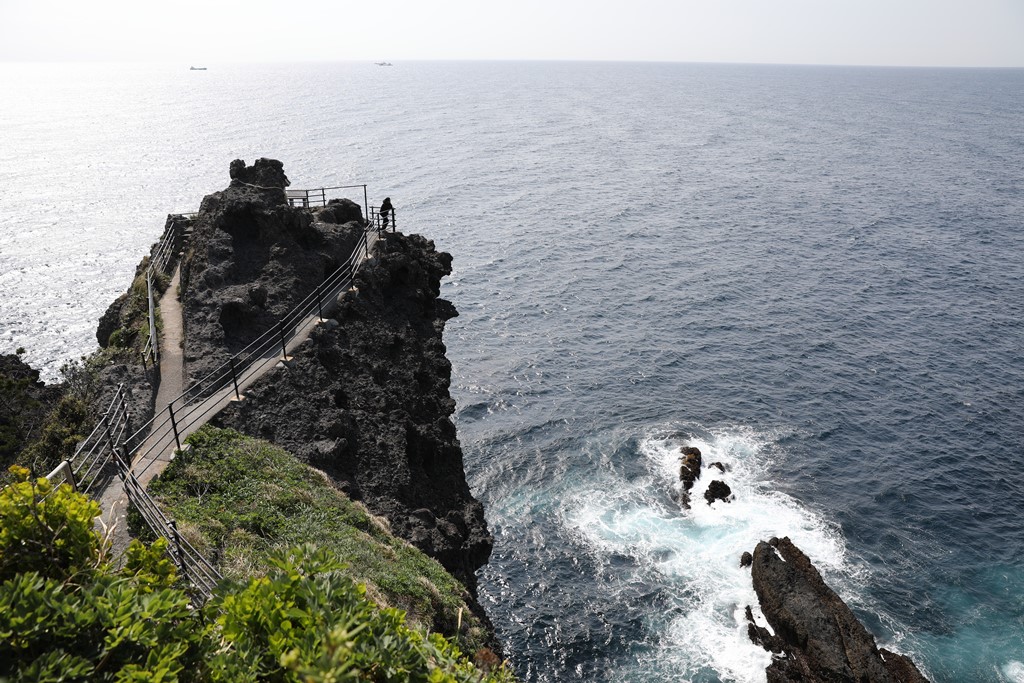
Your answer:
[747,536,929,682]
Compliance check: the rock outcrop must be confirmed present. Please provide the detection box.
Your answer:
[211,231,492,594]
[746,536,929,683]
[679,445,701,508]
[704,479,732,505]
[679,446,702,491]
[96,293,130,348]
[180,160,364,384]
[179,161,492,603]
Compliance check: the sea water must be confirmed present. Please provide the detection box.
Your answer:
[1,61,1022,681]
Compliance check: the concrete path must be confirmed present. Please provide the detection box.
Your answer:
[98,266,185,557]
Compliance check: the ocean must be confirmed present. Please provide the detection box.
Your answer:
[1,61,1022,682]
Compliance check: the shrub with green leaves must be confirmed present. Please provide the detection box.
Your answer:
[15,396,91,480]
[0,466,514,682]
[208,545,514,682]
[0,466,100,582]
[0,466,202,681]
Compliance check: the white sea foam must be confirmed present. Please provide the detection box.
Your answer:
[1003,661,1024,683]
[564,426,849,682]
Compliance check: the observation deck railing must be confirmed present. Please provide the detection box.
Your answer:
[286,184,369,218]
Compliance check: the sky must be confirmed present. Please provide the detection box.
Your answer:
[1,0,1023,67]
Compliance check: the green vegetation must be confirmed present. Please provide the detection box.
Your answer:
[0,354,93,481]
[143,426,495,654]
[104,257,165,355]
[1,466,513,682]
[16,395,91,480]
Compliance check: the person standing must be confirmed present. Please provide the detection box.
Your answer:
[379,197,393,231]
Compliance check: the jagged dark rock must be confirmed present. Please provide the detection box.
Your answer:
[180,161,364,384]
[740,551,753,568]
[228,157,290,189]
[209,231,491,590]
[97,293,129,348]
[747,536,930,683]
[316,198,364,225]
[709,461,728,473]
[704,479,732,504]
[679,446,702,491]
[745,605,784,654]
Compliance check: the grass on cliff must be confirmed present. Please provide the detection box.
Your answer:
[2,466,513,682]
[142,425,494,655]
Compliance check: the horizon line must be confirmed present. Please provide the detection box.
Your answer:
[3,57,1024,70]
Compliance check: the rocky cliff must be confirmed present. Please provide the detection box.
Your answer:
[180,159,365,384]
[178,160,492,602]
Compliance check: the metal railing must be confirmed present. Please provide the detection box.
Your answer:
[116,452,222,599]
[368,206,398,233]
[287,184,369,220]
[43,384,130,496]
[140,217,189,369]
[130,226,378,476]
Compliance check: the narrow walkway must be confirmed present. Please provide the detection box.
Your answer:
[98,267,185,556]
[135,267,185,487]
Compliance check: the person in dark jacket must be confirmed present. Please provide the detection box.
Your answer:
[379,197,393,231]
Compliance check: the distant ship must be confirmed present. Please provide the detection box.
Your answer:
[189,66,207,71]
[375,62,393,67]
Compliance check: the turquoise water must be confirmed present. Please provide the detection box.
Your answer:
[2,61,1023,681]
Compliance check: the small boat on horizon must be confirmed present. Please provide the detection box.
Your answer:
[375,62,392,67]
[190,66,207,71]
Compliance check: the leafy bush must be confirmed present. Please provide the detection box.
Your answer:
[0,466,514,682]
[208,545,514,682]
[0,466,100,582]
[0,466,203,681]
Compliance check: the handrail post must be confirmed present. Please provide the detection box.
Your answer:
[316,282,324,321]
[168,519,186,569]
[362,184,368,222]
[279,321,288,360]
[103,411,116,453]
[230,356,241,400]
[168,404,181,451]
[113,445,129,473]
[147,270,159,365]
[61,460,77,492]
